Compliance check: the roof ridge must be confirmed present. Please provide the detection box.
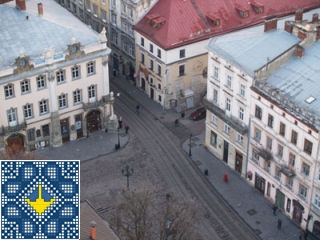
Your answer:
[190,0,210,28]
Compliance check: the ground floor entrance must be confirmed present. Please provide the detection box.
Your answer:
[6,134,24,155]
[87,110,101,133]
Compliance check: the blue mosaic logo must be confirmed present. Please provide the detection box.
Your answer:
[1,161,80,239]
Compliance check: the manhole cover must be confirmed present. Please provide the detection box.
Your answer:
[247,209,257,216]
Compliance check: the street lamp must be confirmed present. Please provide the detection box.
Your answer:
[122,165,134,189]
[117,127,120,148]
[188,133,192,157]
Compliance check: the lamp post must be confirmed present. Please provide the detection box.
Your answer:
[122,165,134,189]
[188,133,192,157]
[117,127,120,148]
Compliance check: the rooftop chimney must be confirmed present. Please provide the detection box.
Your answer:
[295,9,303,22]
[312,13,319,24]
[16,0,26,11]
[38,2,43,16]
[264,18,277,32]
[296,46,304,58]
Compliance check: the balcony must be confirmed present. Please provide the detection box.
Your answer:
[203,98,248,135]
[83,95,113,111]
[0,122,27,136]
[257,147,273,161]
[280,164,295,177]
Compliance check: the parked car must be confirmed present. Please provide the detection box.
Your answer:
[190,107,206,121]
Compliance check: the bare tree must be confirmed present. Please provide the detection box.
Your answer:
[111,190,202,240]
[0,143,41,160]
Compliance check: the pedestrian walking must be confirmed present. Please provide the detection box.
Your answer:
[277,219,282,230]
[272,205,278,215]
[125,125,129,134]
[136,105,140,115]
[174,118,179,127]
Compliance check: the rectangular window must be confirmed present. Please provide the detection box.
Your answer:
[279,122,286,136]
[149,59,154,71]
[27,128,35,141]
[56,70,65,84]
[266,136,272,150]
[267,114,274,128]
[93,4,98,16]
[237,133,243,145]
[240,84,245,97]
[227,75,232,89]
[149,44,153,53]
[252,149,260,163]
[286,178,293,190]
[37,75,46,90]
[88,85,96,99]
[224,123,230,135]
[303,139,313,155]
[213,89,218,104]
[302,162,310,177]
[23,104,33,119]
[314,194,320,209]
[111,12,117,25]
[157,65,161,76]
[42,124,50,137]
[86,0,91,11]
[214,66,219,79]
[210,131,217,147]
[21,80,30,94]
[7,108,17,126]
[101,9,107,22]
[179,49,185,58]
[254,127,261,142]
[275,166,281,180]
[87,61,95,75]
[141,53,145,64]
[239,107,244,120]
[140,37,144,47]
[277,144,283,158]
[299,184,307,200]
[289,153,295,167]
[291,130,298,145]
[226,98,231,112]
[58,94,67,109]
[39,100,48,115]
[71,65,80,80]
[179,65,185,76]
[73,89,82,105]
[211,114,217,125]
[255,105,262,120]
[4,84,14,98]
[157,49,161,58]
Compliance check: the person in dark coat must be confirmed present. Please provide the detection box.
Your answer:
[125,125,129,134]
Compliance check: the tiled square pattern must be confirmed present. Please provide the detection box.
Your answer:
[1,161,79,239]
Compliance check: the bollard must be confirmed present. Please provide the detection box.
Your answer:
[223,173,228,182]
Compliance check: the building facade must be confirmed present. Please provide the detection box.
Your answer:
[134,0,320,111]
[0,0,115,153]
[204,8,320,234]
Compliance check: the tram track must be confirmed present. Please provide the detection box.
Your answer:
[111,80,260,240]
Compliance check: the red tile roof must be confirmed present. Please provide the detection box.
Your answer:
[134,0,320,50]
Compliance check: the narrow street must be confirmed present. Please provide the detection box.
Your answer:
[80,78,259,240]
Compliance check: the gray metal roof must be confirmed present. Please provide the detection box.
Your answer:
[207,30,300,77]
[267,40,320,117]
[0,0,100,70]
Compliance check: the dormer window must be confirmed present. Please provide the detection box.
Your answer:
[146,14,166,28]
[235,5,249,18]
[206,14,221,26]
[250,1,264,14]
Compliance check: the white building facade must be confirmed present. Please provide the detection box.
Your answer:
[0,0,115,153]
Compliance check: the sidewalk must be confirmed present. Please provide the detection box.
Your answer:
[182,131,303,240]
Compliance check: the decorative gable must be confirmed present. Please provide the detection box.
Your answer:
[14,52,34,74]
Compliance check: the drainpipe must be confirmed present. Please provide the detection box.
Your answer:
[245,116,252,179]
